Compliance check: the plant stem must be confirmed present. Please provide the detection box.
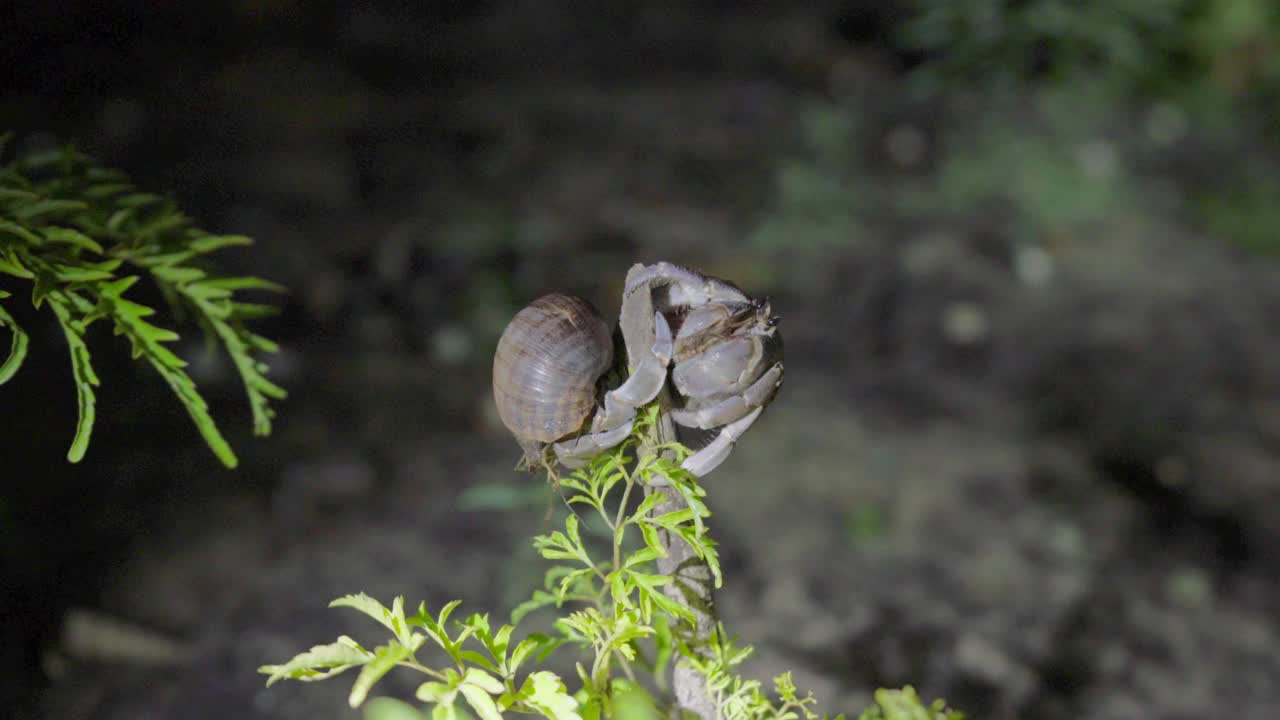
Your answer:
[642,409,719,720]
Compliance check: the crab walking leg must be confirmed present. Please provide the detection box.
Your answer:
[595,311,674,432]
[624,261,749,307]
[669,363,783,430]
[552,418,636,468]
[679,407,763,477]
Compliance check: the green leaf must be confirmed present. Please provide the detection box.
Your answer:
[507,636,545,675]
[459,650,501,675]
[651,615,673,685]
[521,672,581,720]
[622,546,662,570]
[12,198,88,221]
[637,523,665,560]
[349,640,415,708]
[48,296,97,462]
[416,681,453,704]
[151,265,208,284]
[0,218,45,245]
[437,599,463,628]
[199,275,287,293]
[364,697,429,720]
[432,702,462,720]
[41,226,104,253]
[511,591,558,625]
[0,249,34,278]
[332,594,413,646]
[460,684,503,720]
[462,668,505,695]
[0,299,28,384]
[190,234,253,253]
[626,492,665,525]
[258,636,374,686]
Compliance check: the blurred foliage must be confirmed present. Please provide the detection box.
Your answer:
[752,2,1280,259]
[0,136,285,467]
[901,0,1280,107]
[749,105,871,258]
[1195,170,1280,256]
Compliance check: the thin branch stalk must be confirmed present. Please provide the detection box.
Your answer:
[643,408,719,720]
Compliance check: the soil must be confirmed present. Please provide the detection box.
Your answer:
[3,3,1279,720]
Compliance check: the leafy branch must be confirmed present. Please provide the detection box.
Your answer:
[0,136,285,467]
[260,406,962,720]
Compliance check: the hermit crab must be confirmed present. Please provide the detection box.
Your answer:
[492,262,783,477]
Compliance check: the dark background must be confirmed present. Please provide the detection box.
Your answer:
[4,2,1280,719]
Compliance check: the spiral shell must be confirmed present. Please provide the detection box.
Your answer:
[492,293,613,455]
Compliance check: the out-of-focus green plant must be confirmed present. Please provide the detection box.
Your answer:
[1195,172,1280,256]
[0,136,285,467]
[261,406,962,720]
[907,87,1137,245]
[749,104,873,258]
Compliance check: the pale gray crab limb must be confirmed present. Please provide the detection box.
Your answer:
[679,406,763,477]
[669,362,783,430]
[593,310,672,432]
[552,418,636,468]
[672,336,765,400]
[624,261,750,308]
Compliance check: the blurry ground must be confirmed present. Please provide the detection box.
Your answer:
[4,3,1280,720]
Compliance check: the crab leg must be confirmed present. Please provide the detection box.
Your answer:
[678,407,763,477]
[553,418,636,468]
[669,363,783,430]
[624,261,749,308]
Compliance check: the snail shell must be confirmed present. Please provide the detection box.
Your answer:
[492,293,613,458]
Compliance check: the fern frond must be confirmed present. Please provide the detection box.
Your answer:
[0,139,286,466]
[0,290,28,385]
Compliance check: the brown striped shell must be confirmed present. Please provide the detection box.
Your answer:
[492,293,613,458]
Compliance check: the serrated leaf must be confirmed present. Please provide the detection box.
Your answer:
[151,265,208,284]
[51,264,115,282]
[41,226,103,253]
[459,650,501,675]
[230,303,281,321]
[199,275,287,292]
[437,599,463,628]
[98,274,141,297]
[622,546,662,569]
[258,636,374,686]
[0,218,46,245]
[626,492,666,525]
[0,300,28,384]
[190,234,253,253]
[651,615,673,685]
[105,207,136,231]
[463,668,505,695]
[349,641,414,708]
[364,697,429,720]
[331,594,412,644]
[460,684,503,720]
[416,680,453,703]
[511,591,558,625]
[0,249,34,278]
[48,296,97,462]
[432,702,462,720]
[507,636,543,675]
[522,672,581,720]
[12,198,88,221]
